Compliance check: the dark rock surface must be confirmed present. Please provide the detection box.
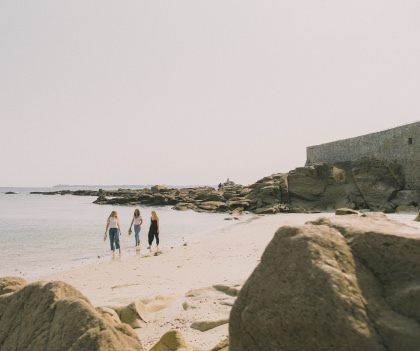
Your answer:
[229,213,420,351]
[0,280,144,350]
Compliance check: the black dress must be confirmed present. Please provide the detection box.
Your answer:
[148,219,159,245]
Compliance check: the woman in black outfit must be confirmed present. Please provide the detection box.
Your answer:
[148,210,160,252]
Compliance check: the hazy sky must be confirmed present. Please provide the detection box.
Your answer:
[1,1,420,187]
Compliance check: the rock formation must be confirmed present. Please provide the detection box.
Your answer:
[0,280,144,350]
[31,160,420,214]
[229,213,420,351]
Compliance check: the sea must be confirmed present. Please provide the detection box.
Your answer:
[0,187,250,280]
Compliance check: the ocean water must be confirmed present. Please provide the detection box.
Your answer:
[0,189,246,279]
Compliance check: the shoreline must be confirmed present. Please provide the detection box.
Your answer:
[25,212,420,349]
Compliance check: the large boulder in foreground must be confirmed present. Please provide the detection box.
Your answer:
[0,280,144,351]
[229,213,420,351]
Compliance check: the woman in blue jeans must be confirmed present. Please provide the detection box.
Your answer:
[105,210,122,254]
[129,208,143,248]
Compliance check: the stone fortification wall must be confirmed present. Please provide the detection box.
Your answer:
[306,121,420,189]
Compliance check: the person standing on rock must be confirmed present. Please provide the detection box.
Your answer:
[105,211,122,254]
[147,210,160,252]
[129,208,143,248]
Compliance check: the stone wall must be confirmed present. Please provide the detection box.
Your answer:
[306,121,420,190]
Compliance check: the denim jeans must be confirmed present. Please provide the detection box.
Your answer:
[109,228,120,251]
[134,225,141,244]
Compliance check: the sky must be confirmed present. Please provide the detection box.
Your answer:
[1,1,420,187]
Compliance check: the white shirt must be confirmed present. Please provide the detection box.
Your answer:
[133,215,142,225]
[108,216,119,229]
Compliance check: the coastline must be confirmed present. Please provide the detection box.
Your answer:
[27,212,420,349]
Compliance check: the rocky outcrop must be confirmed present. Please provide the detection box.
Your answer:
[229,213,420,351]
[0,280,144,350]
[32,160,419,214]
[248,161,418,214]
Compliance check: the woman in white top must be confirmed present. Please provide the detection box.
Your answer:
[105,210,122,254]
[129,208,143,247]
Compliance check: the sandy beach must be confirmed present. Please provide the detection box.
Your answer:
[35,212,420,350]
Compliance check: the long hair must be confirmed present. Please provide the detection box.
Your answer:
[108,211,119,221]
[151,210,158,220]
[134,209,140,217]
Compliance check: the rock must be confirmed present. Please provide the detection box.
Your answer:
[230,207,243,215]
[196,201,228,212]
[229,215,420,351]
[390,190,420,209]
[154,251,163,256]
[33,160,416,215]
[172,202,197,211]
[207,191,226,202]
[210,338,229,351]
[228,200,251,211]
[287,161,404,212]
[335,208,359,215]
[349,161,403,210]
[254,206,278,214]
[149,330,196,351]
[396,205,418,212]
[191,318,229,332]
[96,306,122,325]
[151,185,168,193]
[224,217,233,220]
[0,277,27,296]
[0,280,144,350]
[415,211,420,221]
[112,301,147,328]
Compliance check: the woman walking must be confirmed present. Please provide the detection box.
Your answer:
[105,210,122,254]
[129,208,143,247]
[148,210,160,252]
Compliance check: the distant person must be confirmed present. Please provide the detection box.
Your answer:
[218,183,222,191]
[147,210,160,252]
[129,208,143,247]
[105,210,122,254]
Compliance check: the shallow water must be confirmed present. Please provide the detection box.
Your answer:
[0,191,245,279]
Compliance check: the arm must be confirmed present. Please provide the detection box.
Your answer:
[105,222,109,234]
[130,218,134,229]
[118,221,122,236]
[157,218,160,234]
[140,218,143,225]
